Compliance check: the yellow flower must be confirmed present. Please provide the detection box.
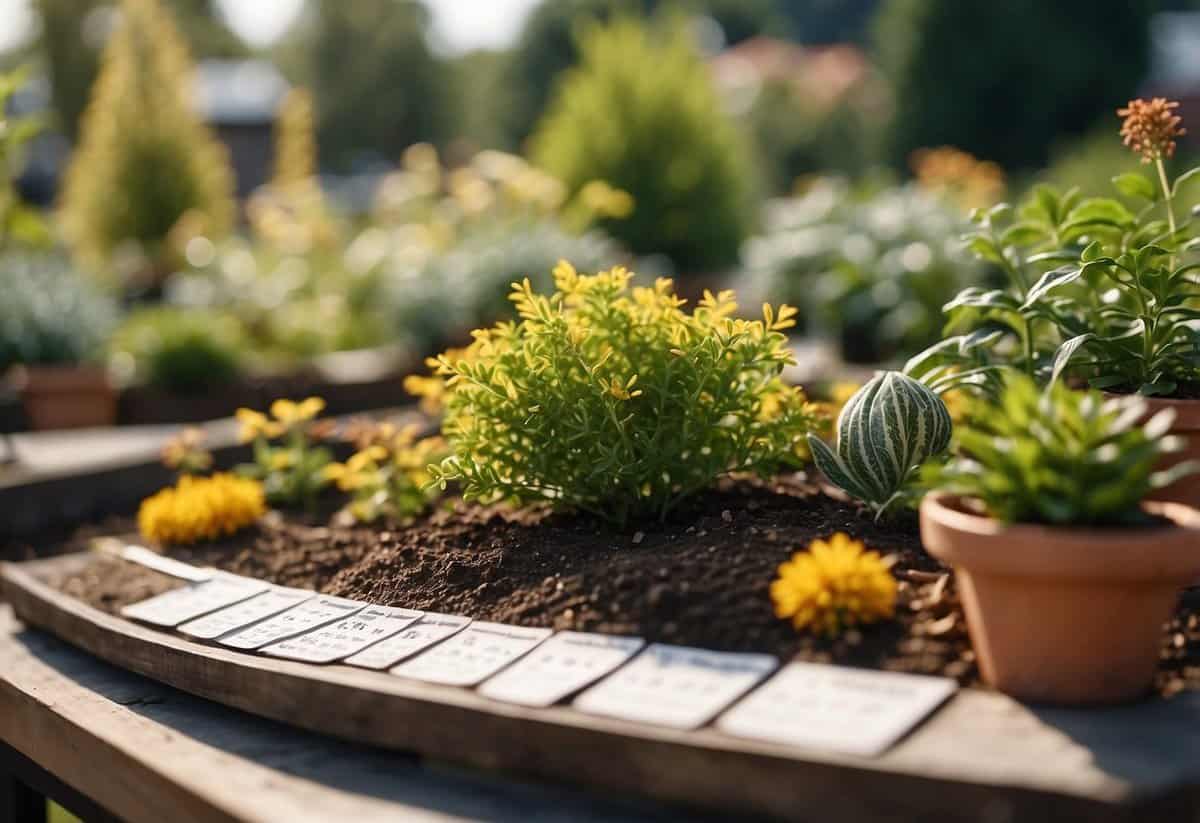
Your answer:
[770,533,897,637]
[235,408,282,442]
[138,474,266,546]
[270,396,325,428]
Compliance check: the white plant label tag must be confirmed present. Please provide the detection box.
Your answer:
[343,613,472,670]
[478,631,645,707]
[120,545,213,583]
[390,622,552,687]
[260,606,425,664]
[573,644,778,730]
[178,588,313,640]
[120,575,266,627]
[219,595,366,650]
[716,662,958,757]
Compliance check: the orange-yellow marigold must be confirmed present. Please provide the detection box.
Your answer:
[770,532,897,637]
[138,473,266,546]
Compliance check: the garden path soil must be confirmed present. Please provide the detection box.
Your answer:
[46,476,1200,695]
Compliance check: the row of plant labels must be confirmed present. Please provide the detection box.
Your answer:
[117,545,956,757]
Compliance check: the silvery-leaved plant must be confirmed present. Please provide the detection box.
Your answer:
[807,371,952,519]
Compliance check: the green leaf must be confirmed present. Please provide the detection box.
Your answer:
[1049,333,1094,385]
[1171,166,1200,198]
[965,235,1004,264]
[944,288,1019,313]
[1112,172,1157,201]
[1063,197,1136,228]
[1022,265,1082,309]
[999,223,1046,248]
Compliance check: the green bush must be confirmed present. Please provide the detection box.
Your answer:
[414,264,822,525]
[503,0,779,146]
[59,0,234,285]
[925,374,1195,526]
[531,16,757,273]
[0,254,117,372]
[109,307,243,393]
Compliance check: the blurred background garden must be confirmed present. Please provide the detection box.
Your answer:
[2,0,1200,436]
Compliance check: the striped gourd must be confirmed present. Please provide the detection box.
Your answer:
[807,371,952,518]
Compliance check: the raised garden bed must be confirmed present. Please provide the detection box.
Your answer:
[6,475,1200,820]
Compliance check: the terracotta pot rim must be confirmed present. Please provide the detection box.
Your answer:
[1102,391,1200,429]
[920,492,1200,582]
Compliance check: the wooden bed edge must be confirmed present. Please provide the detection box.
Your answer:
[0,555,1151,823]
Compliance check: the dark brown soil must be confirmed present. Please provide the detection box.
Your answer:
[46,476,1200,694]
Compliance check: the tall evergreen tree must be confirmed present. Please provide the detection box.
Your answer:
[275,0,450,172]
[532,16,757,272]
[59,0,235,284]
[36,0,246,139]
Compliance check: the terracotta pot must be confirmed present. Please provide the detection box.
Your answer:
[1142,396,1200,509]
[14,364,117,430]
[920,492,1200,705]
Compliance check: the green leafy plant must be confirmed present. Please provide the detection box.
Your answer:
[235,397,334,509]
[807,371,951,519]
[413,262,823,525]
[531,15,757,272]
[906,98,1200,398]
[0,254,117,372]
[109,307,243,393]
[925,373,1196,526]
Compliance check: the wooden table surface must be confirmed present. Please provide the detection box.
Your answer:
[0,606,691,823]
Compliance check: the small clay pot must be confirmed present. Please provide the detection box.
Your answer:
[1142,396,1200,509]
[920,492,1200,705]
[14,364,117,430]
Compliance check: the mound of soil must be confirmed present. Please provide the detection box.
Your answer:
[48,476,1200,693]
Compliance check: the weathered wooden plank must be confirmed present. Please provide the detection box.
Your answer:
[4,554,1200,822]
[0,605,695,823]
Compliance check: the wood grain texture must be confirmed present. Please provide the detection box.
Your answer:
[4,554,1200,822]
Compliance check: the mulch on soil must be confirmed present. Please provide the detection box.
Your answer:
[45,476,1200,694]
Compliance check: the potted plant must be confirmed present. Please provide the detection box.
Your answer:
[920,374,1200,705]
[906,97,1200,505]
[1,255,119,430]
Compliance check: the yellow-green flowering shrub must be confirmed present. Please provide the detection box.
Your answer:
[413,263,823,525]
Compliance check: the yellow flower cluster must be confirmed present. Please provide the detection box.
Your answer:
[236,396,325,442]
[770,533,897,637]
[324,421,446,522]
[138,473,266,546]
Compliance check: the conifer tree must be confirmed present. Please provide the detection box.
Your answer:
[531,16,756,272]
[272,87,318,187]
[59,0,234,285]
